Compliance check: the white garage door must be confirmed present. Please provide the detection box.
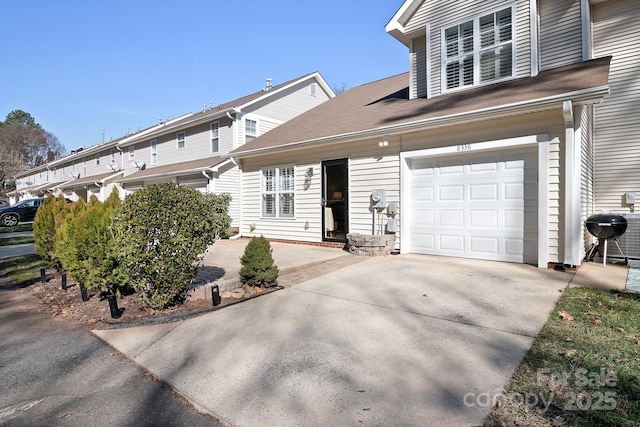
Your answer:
[408,150,537,263]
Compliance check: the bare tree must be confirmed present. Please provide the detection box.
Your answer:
[0,110,65,191]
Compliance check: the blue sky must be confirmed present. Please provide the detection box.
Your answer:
[2,1,408,153]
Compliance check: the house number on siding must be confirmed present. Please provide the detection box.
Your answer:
[457,144,472,152]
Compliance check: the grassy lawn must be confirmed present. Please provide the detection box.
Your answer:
[0,235,34,246]
[0,223,33,233]
[0,254,47,286]
[485,287,640,426]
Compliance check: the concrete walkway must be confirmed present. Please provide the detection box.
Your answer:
[95,249,575,426]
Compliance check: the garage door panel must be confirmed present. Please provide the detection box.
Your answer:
[412,233,435,250]
[439,165,465,175]
[470,184,498,200]
[408,149,536,263]
[505,182,524,199]
[470,210,499,227]
[439,185,464,201]
[504,210,524,229]
[412,186,434,201]
[470,162,498,173]
[470,236,499,254]
[439,235,465,251]
[439,210,464,227]
[505,238,524,256]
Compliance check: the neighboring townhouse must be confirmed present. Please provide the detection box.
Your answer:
[114,73,333,228]
[228,0,638,268]
[10,116,191,204]
[11,72,334,230]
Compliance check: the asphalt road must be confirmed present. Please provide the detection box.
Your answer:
[0,276,225,426]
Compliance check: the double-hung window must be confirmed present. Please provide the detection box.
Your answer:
[110,149,116,164]
[128,146,135,160]
[151,140,157,165]
[210,122,219,153]
[443,7,513,91]
[95,154,100,165]
[245,119,257,144]
[177,132,186,149]
[261,165,295,218]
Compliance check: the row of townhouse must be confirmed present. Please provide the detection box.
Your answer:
[13,0,640,270]
[226,0,639,269]
[11,73,335,229]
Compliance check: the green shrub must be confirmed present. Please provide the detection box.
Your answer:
[65,190,127,296]
[239,236,279,287]
[55,198,87,281]
[112,183,231,309]
[33,195,69,270]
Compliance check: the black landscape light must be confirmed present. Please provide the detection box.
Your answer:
[211,284,221,307]
[107,295,121,319]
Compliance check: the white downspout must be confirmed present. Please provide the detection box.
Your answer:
[202,169,214,193]
[116,146,124,172]
[563,100,582,267]
[228,156,242,240]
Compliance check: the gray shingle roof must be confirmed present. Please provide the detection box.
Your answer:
[231,56,611,157]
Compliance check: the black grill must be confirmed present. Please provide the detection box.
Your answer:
[584,213,628,266]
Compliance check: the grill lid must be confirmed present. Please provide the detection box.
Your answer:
[585,214,628,239]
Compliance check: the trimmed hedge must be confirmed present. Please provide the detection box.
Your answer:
[112,183,231,309]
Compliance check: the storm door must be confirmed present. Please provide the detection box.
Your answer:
[322,158,348,242]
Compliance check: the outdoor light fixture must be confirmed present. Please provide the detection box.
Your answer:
[378,136,389,148]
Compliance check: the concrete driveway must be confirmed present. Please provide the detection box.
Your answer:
[95,253,571,426]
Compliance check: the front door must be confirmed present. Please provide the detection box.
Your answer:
[322,158,348,242]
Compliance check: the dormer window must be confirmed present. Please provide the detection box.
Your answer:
[443,7,513,91]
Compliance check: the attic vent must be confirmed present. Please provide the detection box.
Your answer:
[265,78,272,91]
[603,213,640,260]
[310,82,317,97]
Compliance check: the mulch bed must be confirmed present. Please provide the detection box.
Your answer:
[23,270,280,330]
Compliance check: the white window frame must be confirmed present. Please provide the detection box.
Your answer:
[441,5,514,92]
[128,146,135,160]
[210,122,220,153]
[245,119,257,144]
[95,153,100,165]
[110,149,116,164]
[150,140,157,165]
[177,132,186,150]
[261,165,295,218]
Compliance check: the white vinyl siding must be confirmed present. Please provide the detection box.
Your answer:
[580,106,595,251]
[592,0,640,212]
[538,0,583,70]
[443,6,514,91]
[261,165,295,218]
[215,163,240,228]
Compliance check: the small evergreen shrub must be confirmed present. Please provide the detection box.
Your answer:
[54,198,87,278]
[112,183,231,309]
[239,236,279,287]
[33,195,68,270]
[66,190,127,296]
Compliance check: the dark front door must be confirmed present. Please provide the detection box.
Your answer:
[322,158,348,242]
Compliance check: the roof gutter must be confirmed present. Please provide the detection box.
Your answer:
[227,85,610,159]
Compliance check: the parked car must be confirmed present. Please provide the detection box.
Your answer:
[0,198,45,227]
